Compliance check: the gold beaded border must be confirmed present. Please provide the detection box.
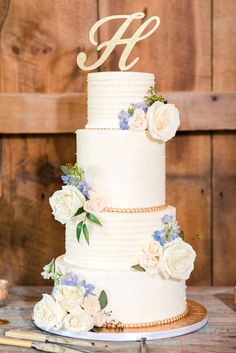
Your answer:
[103,204,168,213]
[103,306,188,330]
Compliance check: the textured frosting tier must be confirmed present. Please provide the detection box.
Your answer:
[76,129,165,208]
[87,71,155,128]
[56,255,186,323]
[65,206,175,269]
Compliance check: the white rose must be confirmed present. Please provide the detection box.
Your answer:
[49,185,85,224]
[33,294,67,330]
[84,191,105,214]
[63,307,94,333]
[93,311,109,327]
[139,254,159,274]
[159,238,196,280]
[82,295,101,315]
[141,237,163,258]
[53,285,85,312]
[147,101,180,142]
[128,108,147,131]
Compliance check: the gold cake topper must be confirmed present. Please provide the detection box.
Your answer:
[77,12,160,71]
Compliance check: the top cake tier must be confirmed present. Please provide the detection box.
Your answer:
[86,71,155,129]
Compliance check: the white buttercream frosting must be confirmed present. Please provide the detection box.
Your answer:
[65,206,176,270]
[56,256,186,324]
[87,72,155,129]
[76,129,165,208]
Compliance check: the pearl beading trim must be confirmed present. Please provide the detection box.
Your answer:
[103,204,168,213]
[103,305,188,330]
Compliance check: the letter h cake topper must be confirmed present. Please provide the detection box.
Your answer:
[77,12,160,71]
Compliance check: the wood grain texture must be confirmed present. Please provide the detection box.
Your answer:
[212,1,236,285]
[0,91,235,133]
[0,134,75,285]
[0,0,97,92]
[212,134,236,285]
[0,0,97,285]
[0,93,86,133]
[213,0,236,91]
[166,135,212,285]
[0,286,235,353]
[98,0,211,90]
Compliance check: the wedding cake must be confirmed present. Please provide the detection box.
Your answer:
[33,71,196,333]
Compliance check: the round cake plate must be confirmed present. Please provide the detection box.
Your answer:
[34,300,208,342]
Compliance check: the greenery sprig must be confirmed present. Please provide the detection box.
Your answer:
[61,163,84,183]
[60,163,102,246]
[144,86,167,107]
[75,207,102,245]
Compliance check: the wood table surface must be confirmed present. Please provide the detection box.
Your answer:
[0,286,235,353]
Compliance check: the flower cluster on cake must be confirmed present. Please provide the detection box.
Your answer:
[34,263,110,332]
[118,86,180,143]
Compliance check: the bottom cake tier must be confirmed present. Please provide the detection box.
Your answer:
[55,255,187,326]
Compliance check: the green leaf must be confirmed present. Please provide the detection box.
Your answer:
[83,223,89,245]
[74,207,85,217]
[99,290,108,310]
[128,107,134,115]
[131,264,145,272]
[76,221,83,243]
[179,230,184,240]
[87,213,102,226]
[60,165,71,175]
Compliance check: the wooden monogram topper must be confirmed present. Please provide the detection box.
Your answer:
[77,12,160,71]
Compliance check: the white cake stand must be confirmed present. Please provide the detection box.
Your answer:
[34,300,208,342]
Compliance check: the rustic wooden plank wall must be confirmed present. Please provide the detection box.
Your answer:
[212,0,236,285]
[0,0,235,285]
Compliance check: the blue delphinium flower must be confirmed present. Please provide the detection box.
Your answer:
[161,214,174,224]
[80,280,96,297]
[153,229,166,246]
[61,175,72,185]
[132,101,148,112]
[78,180,90,198]
[60,272,78,286]
[120,120,129,130]
[164,216,180,241]
[70,177,80,187]
[119,110,129,130]
[153,215,181,246]
[61,174,81,188]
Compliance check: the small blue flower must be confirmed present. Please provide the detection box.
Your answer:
[153,216,181,246]
[70,177,80,187]
[61,175,72,185]
[80,280,95,297]
[119,110,129,130]
[153,229,166,246]
[78,180,90,197]
[161,214,174,224]
[132,101,148,112]
[120,120,129,130]
[118,110,129,121]
[60,272,78,286]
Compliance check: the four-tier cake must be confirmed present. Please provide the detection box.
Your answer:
[33,71,196,333]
